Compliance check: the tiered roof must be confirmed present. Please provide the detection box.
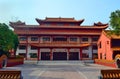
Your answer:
[14,29,101,35]
[36,17,84,25]
[94,22,108,26]
[9,17,108,35]
[9,20,26,28]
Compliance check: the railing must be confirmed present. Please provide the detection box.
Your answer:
[19,40,90,48]
[100,69,120,79]
[0,70,23,79]
[19,40,27,43]
[39,42,81,46]
[19,40,93,44]
[30,42,90,48]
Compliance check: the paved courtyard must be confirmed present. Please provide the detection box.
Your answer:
[0,61,115,79]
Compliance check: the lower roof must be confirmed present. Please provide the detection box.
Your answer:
[15,29,101,35]
[29,43,90,48]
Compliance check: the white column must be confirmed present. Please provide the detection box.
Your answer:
[88,46,92,59]
[16,47,19,55]
[16,46,26,55]
[27,44,31,58]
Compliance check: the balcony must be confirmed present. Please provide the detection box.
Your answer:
[30,42,90,48]
[19,40,27,44]
[28,40,39,43]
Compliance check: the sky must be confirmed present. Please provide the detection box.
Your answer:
[0,0,120,25]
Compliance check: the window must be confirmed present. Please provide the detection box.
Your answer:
[19,36,27,41]
[104,54,106,59]
[29,53,37,58]
[31,46,37,50]
[107,41,109,44]
[70,37,77,42]
[83,47,89,50]
[57,23,63,26]
[53,36,67,41]
[82,53,89,58]
[69,23,75,26]
[31,37,38,41]
[45,23,50,26]
[42,37,50,41]
[19,45,26,49]
[111,39,120,47]
[82,37,88,42]
[19,53,26,57]
[92,45,97,50]
[92,37,98,42]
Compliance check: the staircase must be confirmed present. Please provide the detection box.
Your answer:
[37,60,94,66]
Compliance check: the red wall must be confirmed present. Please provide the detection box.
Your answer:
[94,59,116,68]
[97,31,113,60]
[0,62,3,68]
[0,57,24,68]
[6,57,24,67]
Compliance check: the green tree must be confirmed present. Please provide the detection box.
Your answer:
[0,23,19,56]
[109,10,120,35]
[13,34,19,55]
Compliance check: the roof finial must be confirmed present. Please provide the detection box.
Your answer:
[94,22,108,26]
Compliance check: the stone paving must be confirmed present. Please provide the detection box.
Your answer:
[0,61,116,79]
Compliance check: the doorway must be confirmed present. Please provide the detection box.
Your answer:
[69,52,79,60]
[53,52,67,60]
[41,52,50,60]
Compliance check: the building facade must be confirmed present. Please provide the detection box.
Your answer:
[10,17,108,60]
[97,30,120,60]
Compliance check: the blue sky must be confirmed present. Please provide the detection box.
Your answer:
[0,0,120,25]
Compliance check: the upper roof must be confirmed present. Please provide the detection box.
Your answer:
[9,17,108,29]
[39,17,76,21]
[9,17,108,36]
[36,17,84,25]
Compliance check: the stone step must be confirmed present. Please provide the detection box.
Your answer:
[37,60,94,65]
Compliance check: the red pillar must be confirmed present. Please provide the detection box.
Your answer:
[26,44,28,60]
[80,48,82,60]
[26,36,28,60]
[68,48,70,60]
[39,36,41,43]
[50,48,53,60]
[38,48,40,61]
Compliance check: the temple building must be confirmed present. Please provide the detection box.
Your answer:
[97,30,120,60]
[10,17,108,60]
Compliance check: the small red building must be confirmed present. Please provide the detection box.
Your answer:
[98,30,120,60]
[10,17,108,60]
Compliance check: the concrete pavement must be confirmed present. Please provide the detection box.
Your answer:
[0,61,115,79]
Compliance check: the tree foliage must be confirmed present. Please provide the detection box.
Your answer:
[110,10,120,35]
[0,23,19,56]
